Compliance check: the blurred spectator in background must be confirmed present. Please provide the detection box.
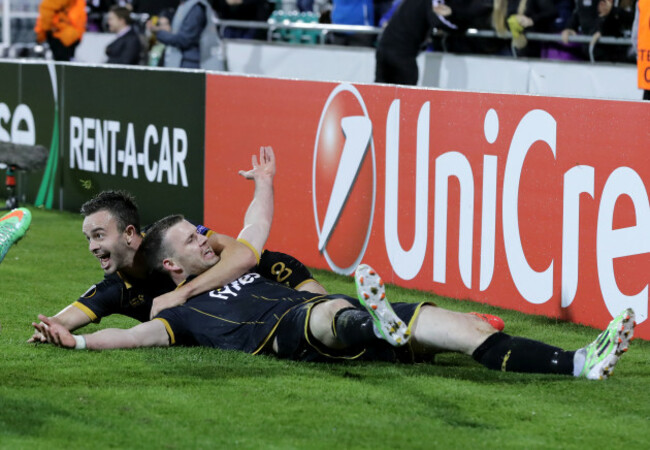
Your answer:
[212,0,272,40]
[374,0,437,85]
[377,0,401,26]
[632,0,650,99]
[439,0,496,54]
[329,0,376,46]
[86,0,113,31]
[147,0,224,69]
[147,12,173,66]
[105,6,143,64]
[132,0,181,15]
[298,0,316,12]
[492,0,557,56]
[539,0,581,61]
[377,1,494,51]
[34,0,88,61]
[375,0,496,84]
[375,0,396,25]
[553,0,576,32]
[561,0,634,61]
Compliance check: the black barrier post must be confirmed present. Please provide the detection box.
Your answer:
[3,165,18,210]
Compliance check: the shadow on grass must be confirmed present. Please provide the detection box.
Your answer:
[0,395,70,437]
[139,346,577,386]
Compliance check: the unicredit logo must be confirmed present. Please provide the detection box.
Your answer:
[312,84,376,275]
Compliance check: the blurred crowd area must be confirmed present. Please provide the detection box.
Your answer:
[0,0,638,64]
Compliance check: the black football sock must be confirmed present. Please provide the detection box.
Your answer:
[472,332,575,375]
[332,307,379,347]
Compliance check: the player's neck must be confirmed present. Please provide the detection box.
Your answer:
[170,271,186,286]
[119,264,147,280]
[120,251,148,279]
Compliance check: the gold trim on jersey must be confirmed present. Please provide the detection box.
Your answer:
[116,271,133,289]
[188,307,265,325]
[81,285,97,298]
[250,294,298,302]
[294,278,318,291]
[252,306,298,355]
[72,301,99,322]
[237,238,260,264]
[154,318,176,345]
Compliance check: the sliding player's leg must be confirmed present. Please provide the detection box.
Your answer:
[308,293,408,351]
[355,263,635,379]
[271,297,379,361]
[468,309,635,379]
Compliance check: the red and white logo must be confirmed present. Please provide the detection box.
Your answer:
[312,84,376,275]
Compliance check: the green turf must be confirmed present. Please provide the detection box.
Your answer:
[1,208,650,449]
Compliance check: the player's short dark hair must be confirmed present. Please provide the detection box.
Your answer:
[141,214,184,272]
[80,190,140,233]
[110,6,133,24]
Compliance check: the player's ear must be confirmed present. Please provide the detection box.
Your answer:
[162,257,178,274]
[124,224,137,244]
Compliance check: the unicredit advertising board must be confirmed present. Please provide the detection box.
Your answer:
[205,74,650,339]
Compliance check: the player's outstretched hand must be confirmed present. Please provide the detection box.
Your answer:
[27,327,47,343]
[150,290,187,320]
[32,315,76,349]
[238,146,275,181]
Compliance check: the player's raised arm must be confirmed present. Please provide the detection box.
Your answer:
[237,146,275,256]
[149,146,276,318]
[33,314,169,350]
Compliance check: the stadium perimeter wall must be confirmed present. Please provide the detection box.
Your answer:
[204,74,650,339]
[73,34,642,101]
[1,59,648,339]
[223,40,642,101]
[0,60,205,222]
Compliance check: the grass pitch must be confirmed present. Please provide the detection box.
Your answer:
[1,208,650,449]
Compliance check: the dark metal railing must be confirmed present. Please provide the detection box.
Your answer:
[215,18,634,63]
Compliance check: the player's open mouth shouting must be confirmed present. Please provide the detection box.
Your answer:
[97,251,112,270]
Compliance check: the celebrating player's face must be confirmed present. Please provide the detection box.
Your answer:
[82,210,133,275]
[164,220,219,277]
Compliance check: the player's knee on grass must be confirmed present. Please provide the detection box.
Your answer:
[309,298,354,349]
[410,305,498,356]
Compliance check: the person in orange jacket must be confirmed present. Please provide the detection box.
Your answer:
[34,0,88,61]
[633,0,650,100]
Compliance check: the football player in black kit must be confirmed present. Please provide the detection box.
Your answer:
[29,146,326,342]
[35,213,635,380]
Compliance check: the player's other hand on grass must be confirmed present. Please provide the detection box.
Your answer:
[238,146,275,181]
[28,316,63,343]
[27,327,47,344]
[150,290,187,319]
[32,315,76,349]
[28,315,67,344]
